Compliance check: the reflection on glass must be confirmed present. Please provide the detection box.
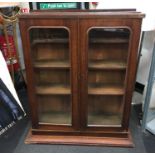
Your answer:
[29,28,71,125]
[38,96,71,125]
[88,28,130,126]
[88,96,123,126]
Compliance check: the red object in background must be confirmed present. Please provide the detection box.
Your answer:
[20,8,30,13]
[92,2,98,6]
[0,35,19,72]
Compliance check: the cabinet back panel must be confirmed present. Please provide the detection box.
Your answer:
[88,28,130,62]
[88,96,123,126]
[88,70,126,85]
[89,28,130,39]
[88,96,123,114]
[33,43,69,61]
[29,28,69,62]
[89,44,128,62]
[35,69,70,85]
[29,28,68,41]
[38,95,71,125]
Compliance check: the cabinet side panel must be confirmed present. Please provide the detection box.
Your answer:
[79,18,143,132]
[19,18,80,131]
[122,19,143,129]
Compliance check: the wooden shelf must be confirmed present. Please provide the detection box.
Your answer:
[32,38,68,45]
[89,60,127,70]
[36,85,71,95]
[34,60,70,69]
[88,85,124,95]
[90,38,129,44]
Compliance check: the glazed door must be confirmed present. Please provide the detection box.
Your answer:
[20,19,79,131]
[79,18,141,131]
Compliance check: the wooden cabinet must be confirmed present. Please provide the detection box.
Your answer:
[19,10,144,147]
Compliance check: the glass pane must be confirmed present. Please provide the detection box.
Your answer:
[38,95,71,125]
[87,28,130,126]
[35,69,70,86]
[88,96,123,126]
[29,28,71,125]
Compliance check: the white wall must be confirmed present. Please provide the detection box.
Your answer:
[136,31,155,84]
[96,0,155,31]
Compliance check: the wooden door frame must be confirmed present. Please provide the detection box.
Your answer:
[19,18,80,131]
[79,18,142,132]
